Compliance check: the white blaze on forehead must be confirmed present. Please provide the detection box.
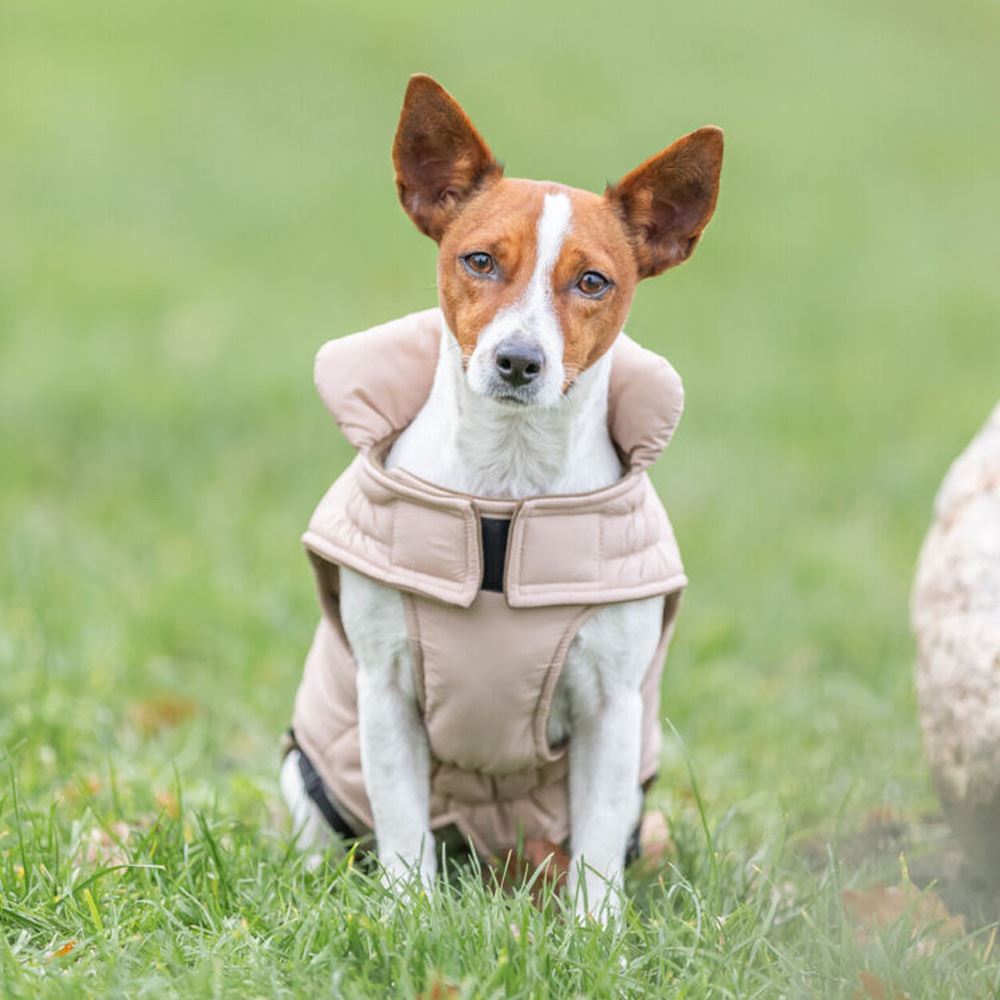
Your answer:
[532,192,573,290]
[465,191,573,406]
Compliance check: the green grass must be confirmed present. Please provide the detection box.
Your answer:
[2,0,1000,995]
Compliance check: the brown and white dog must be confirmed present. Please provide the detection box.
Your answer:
[282,74,722,918]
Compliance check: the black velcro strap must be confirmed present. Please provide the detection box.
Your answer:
[296,743,358,841]
[480,517,511,593]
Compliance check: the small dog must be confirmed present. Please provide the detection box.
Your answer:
[282,74,722,918]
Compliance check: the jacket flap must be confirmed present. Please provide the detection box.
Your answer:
[505,472,687,607]
[303,456,482,608]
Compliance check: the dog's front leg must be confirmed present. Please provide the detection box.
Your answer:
[340,568,436,891]
[356,666,435,889]
[567,683,643,921]
[564,596,664,921]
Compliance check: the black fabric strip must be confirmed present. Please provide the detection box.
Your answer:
[480,517,511,593]
[296,743,358,841]
[624,821,642,866]
[624,784,651,867]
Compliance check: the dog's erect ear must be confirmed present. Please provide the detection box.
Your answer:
[607,127,723,278]
[392,74,502,242]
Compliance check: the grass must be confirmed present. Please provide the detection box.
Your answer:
[2,0,1000,995]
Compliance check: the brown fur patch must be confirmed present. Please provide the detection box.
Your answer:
[437,180,639,383]
[556,188,638,384]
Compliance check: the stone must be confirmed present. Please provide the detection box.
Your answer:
[913,402,1000,881]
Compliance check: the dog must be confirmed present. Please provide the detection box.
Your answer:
[281,74,722,919]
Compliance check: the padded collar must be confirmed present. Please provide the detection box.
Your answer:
[313,307,684,473]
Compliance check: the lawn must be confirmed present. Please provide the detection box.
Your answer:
[2,0,1000,995]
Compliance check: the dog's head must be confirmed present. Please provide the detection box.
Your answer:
[393,74,723,407]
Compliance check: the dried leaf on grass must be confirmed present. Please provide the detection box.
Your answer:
[128,695,197,735]
[46,940,76,960]
[852,970,908,1000]
[59,775,102,803]
[154,790,180,818]
[417,974,461,999]
[842,882,965,952]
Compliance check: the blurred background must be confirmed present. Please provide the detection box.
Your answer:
[1,0,998,947]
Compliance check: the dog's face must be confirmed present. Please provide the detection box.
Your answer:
[393,74,723,407]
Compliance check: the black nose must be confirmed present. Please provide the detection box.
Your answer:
[495,342,544,387]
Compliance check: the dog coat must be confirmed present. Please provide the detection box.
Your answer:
[291,308,687,858]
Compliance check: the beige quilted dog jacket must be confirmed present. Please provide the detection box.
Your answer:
[291,308,687,857]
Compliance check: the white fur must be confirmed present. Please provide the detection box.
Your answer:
[388,329,621,497]
[338,564,438,889]
[284,191,667,919]
[466,192,572,408]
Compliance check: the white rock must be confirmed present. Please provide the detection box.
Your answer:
[913,402,1000,879]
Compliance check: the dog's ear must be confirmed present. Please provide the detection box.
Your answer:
[607,127,723,278]
[393,74,502,242]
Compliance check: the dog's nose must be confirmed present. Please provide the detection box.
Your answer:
[495,342,544,387]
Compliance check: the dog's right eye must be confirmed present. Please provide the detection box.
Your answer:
[461,252,496,277]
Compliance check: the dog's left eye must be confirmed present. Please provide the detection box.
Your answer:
[576,271,611,297]
[462,252,496,276]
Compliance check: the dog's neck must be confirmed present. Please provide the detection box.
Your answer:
[386,325,623,500]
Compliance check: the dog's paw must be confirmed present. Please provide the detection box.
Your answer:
[378,839,437,901]
[381,860,433,894]
[568,860,624,928]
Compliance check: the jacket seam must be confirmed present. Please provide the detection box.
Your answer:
[532,605,599,763]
